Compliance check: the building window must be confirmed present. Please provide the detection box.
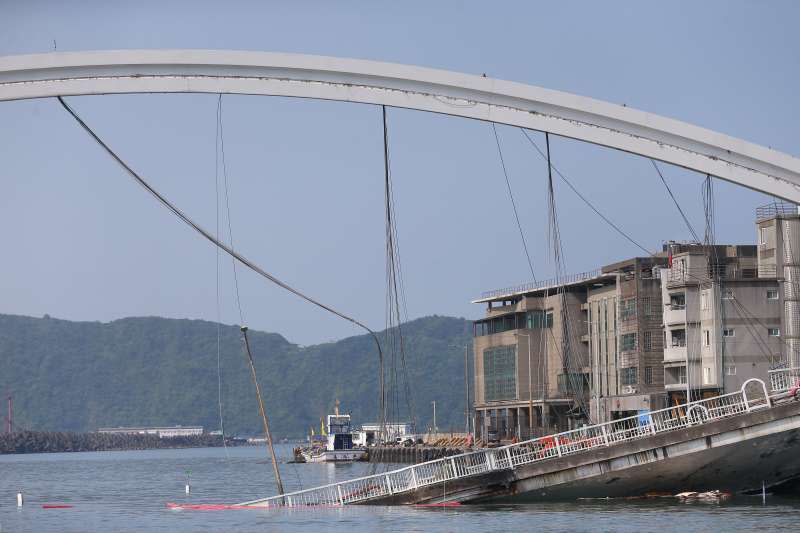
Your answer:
[703,366,712,385]
[678,366,687,384]
[671,329,686,347]
[644,366,653,385]
[768,328,780,337]
[557,373,589,395]
[669,293,686,310]
[703,329,710,347]
[723,328,735,338]
[767,289,779,300]
[621,333,637,352]
[641,297,658,317]
[619,298,636,320]
[701,291,709,310]
[721,288,734,300]
[620,367,638,385]
[526,310,553,329]
[760,226,768,245]
[483,346,517,401]
[725,365,737,376]
[643,331,653,351]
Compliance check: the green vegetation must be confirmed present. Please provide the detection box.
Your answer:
[0,314,472,437]
[0,431,232,454]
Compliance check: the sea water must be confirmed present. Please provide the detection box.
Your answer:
[1,445,799,532]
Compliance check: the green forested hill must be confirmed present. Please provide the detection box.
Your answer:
[0,313,472,437]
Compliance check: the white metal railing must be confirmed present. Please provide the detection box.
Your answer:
[239,379,771,507]
[769,367,800,393]
[479,269,605,300]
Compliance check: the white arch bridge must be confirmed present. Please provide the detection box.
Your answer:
[1,49,799,202]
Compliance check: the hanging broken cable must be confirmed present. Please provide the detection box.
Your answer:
[214,95,229,459]
[218,94,245,324]
[493,123,537,282]
[519,128,653,256]
[544,132,592,422]
[56,95,385,393]
[651,159,701,242]
[381,106,417,437]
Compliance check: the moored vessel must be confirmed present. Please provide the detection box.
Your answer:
[300,402,367,463]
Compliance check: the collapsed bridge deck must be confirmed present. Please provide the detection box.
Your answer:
[239,377,800,507]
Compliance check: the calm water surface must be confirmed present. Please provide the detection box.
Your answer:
[1,445,799,532]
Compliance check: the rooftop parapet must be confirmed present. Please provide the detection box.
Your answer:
[756,202,800,221]
[475,269,609,303]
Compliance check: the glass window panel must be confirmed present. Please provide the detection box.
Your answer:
[483,346,517,401]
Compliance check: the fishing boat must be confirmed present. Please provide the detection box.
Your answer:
[300,402,367,463]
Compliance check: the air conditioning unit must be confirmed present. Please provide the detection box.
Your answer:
[622,385,637,395]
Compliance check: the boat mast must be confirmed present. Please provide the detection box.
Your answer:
[240,326,284,496]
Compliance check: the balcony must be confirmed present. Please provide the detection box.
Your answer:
[665,265,777,288]
[486,303,518,317]
[663,364,687,390]
[663,304,687,326]
[664,345,687,363]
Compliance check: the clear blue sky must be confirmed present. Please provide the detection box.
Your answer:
[1,0,798,344]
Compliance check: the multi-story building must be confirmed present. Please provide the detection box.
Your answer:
[658,203,800,405]
[471,272,601,441]
[756,203,800,369]
[588,256,668,422]
[472,204,800,442]
[471,256,670,440]
[660,242,781,404]
[97,425,204,438]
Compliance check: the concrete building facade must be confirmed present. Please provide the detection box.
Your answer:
[472,275,599,441]
[660,242,781,405]
[588,257,669,423]
[472,204,800,442]
[472,257,671,440]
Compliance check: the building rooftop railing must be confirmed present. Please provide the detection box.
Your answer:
[756,202,799,221]
[239,378,771,508]
[478,269,607,301]
[664,264,777,287]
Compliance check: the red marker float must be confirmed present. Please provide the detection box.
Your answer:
[167,503,253,511]
[42,504,74,509]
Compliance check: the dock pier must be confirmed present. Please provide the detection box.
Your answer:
[367,446,468,464]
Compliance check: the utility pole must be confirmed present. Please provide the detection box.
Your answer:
[464,344,470,435]
[6,394,11,434]
[240,326,284,496]
[431,401,437,433]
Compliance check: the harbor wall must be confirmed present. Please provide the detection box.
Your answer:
[367,446,468,464]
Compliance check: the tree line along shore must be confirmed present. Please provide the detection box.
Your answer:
[0,431,246,454]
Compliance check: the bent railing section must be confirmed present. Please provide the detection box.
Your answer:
[240,379,770,507]
[769,367,800,393]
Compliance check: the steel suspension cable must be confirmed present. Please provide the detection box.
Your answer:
[492,123,537,282]
[56,95,385,366]
[214,95,229,459]
[217,95,245,325]
[650,159,701,242]
[519,128,653,256]
[382,106,416,440]
[543,132,592,421]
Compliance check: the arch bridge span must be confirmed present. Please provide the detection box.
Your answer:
[1,49,799,202]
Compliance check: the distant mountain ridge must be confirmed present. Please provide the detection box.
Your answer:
[0,313,472,437]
